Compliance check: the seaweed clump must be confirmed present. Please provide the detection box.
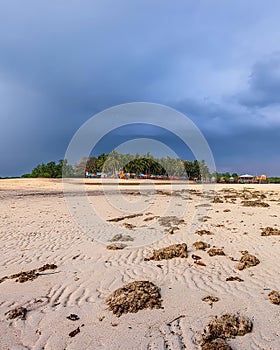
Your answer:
[207,248,225,257]
[196,230,214,236]
[241,200,269,207]
[235,251,260,270]
[6,306,27,320]
[199,313,253,349]
[193,241,210,250]
[105,281,162,317]
[268,290,280,305]
[261,227,280,236]
[152,243,188,261]
[201,338,231,350]
[106,243,127,250]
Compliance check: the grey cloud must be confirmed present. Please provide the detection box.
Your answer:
[238,53,280,107]
[1,1,280,176]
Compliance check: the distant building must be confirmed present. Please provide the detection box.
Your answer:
[238,174,254,183]
[254,174,267,183]
[238,174,267,184]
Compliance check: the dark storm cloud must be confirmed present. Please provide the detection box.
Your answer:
[0,1,280,176]
[238,53,280,108]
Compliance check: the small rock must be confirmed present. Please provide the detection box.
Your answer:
[67,314,80,321]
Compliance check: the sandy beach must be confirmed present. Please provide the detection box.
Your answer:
[0,178,280,349]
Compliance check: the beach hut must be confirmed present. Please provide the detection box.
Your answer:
[238,174,254,183]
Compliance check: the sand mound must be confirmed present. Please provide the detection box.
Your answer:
[153,243,188,260]
[105,281,162,317]
[199,313,252,349]
[261,227,280,236]
[235,252,260,270]
[268,290,280,305]
[193,241,210,250]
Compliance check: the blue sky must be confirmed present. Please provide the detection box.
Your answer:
[0,1,280,176]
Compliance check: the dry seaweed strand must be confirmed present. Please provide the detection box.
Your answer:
[226,276,244,282]
[0,264,57,284]
[107,213,143,222]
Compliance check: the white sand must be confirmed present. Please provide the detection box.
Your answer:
[0,179,280,349]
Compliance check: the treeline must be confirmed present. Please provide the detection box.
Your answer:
[21,152,211,180]
[267,177,280,183]
[215,172,239,183]
[22,160,74,178]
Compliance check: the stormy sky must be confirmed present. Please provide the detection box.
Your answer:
[0,1,280,177]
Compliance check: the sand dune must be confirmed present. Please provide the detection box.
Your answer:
[0,179,280,349]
